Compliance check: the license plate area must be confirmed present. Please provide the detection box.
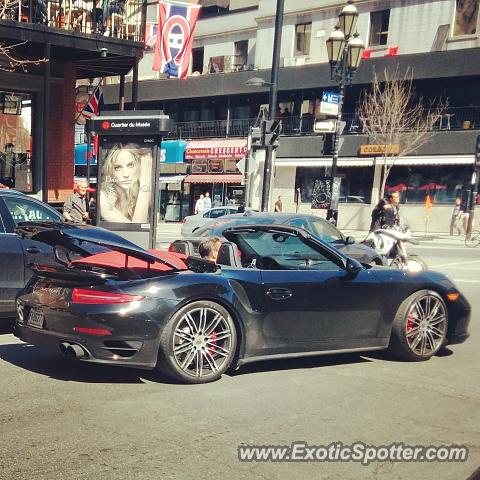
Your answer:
[27,308,45,329]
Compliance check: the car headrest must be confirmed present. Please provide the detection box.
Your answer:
[216,242,242,268]
[170,240,195,257]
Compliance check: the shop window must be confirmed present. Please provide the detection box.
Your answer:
[295,23,311,56]
[384,165,470,204]
[453,0,479,36]
[0,91,33,192]
[295,167,373,204]
[369,10,390,46]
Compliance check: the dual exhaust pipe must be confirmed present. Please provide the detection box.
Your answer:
[59,341,89,359]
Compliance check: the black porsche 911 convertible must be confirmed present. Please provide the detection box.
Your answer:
[14,221,470,384]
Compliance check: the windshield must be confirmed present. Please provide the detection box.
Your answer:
[310,219,343,243]
[231,230,341,271]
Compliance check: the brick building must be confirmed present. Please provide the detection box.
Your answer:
[0,2,146,203]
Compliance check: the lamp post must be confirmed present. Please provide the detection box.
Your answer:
[245,0,284,212]
[325,0,365,224]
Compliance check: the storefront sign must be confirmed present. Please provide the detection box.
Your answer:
[87,115,173,136]
[185,145,248,159]
[359,144,400,155]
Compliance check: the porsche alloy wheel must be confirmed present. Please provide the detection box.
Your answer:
[389,290,448,361]
[157,301,237,384]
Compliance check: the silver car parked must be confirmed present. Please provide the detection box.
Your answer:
[181,206,245,236]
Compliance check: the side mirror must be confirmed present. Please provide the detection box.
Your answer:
[345,235,356,245]
[344,258,362,277]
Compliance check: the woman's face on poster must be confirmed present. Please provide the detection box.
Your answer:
[112,150,140,190]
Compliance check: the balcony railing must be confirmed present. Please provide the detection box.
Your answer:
[0,0,144,41]
[166,107,480,140]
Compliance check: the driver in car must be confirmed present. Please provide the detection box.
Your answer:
[198,237,222,263]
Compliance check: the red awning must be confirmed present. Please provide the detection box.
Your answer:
[185,139,247,160]
[184,174,244,184]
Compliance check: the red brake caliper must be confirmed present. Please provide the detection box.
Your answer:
[207,331,218,354]
[406,314,414,333]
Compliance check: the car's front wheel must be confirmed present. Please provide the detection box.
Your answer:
[156,301,237,383]
[388,290,448,361]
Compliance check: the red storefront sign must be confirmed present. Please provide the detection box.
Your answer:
[185,140,247,160]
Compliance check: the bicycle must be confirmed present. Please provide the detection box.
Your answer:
[465,230,480,248]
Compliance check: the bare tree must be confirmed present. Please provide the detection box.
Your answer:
[357,68,446,201]
[0,0,48,72]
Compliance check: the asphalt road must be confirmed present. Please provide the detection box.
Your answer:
[0,239,479,480]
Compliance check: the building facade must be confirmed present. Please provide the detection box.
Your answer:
[103,0,480,231]
[0,0,146,203]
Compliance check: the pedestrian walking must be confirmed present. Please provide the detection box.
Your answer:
[450,198,464,235]
[195,194,205,214]
[204,191,212,210]
[63,179,90,224]
[274,195,283,212]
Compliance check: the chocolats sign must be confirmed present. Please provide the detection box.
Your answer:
[186,145,248,160]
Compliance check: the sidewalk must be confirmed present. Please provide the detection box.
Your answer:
[343,229,469,246]
[155,222,468,248]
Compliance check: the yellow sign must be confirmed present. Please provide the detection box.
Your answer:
[359,144,400,155]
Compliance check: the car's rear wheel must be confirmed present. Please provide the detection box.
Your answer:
[388,290,448,361]
[156,301,237,384]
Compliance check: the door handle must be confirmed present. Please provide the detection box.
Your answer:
[26,247,40,254]
[266,288,293,300]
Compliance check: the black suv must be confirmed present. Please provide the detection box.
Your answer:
[0,189,64,319]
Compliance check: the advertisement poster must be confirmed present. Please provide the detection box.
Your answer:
[454,0,479,35]
[98,141,154,224]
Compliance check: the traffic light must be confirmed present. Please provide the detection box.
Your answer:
[322,133,334,156]
[475,134,480,166]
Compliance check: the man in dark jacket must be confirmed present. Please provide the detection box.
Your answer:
[370,192,400,231]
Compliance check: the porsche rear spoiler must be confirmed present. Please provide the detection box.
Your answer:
[15,221,180,270]
[31,263,115,284]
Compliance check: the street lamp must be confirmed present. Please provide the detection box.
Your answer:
[325,0,365,224]
[245,77,274,87]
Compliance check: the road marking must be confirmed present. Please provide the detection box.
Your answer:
[413,245,473,251]
[429,259,480,269]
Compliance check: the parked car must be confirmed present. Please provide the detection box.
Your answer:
[181,206,253,236]
[187,212,384,266]
[0,189,64,319]
[15,221,470,384]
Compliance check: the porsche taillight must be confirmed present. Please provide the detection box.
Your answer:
[71,289,144,304]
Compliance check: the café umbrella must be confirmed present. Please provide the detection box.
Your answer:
[418,182,447,191]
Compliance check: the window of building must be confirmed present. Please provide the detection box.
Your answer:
[233,40,248,71]
[294,23,311,56]
[0,91,33,193]
[295,167,373,204]
[384,165,471,204]
[191,47,204,74]
[369,10,390,46]
[453,0,479,36]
